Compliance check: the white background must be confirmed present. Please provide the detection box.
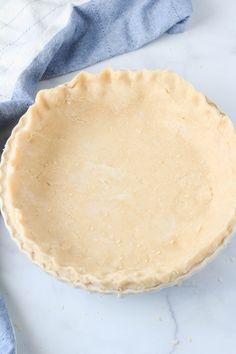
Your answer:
[1,0,236,353]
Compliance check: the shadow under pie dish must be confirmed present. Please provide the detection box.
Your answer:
[1,69,236,293]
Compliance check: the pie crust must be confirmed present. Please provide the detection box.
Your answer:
[1,69,236,293]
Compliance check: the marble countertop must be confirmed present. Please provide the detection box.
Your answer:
[1,0,236,353]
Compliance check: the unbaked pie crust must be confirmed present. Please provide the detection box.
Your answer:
[1,69,236,293]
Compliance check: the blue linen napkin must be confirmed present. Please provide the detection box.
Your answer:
[0,294,16,354]
[0,0,192,132]
[0,0,192,353]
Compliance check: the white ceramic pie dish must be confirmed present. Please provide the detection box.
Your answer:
[1,69,236,293]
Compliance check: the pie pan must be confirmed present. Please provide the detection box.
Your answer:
[1,69,236,293]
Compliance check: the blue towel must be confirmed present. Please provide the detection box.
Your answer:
[0,1,192,352]
[0,294,15,354]
[0,0,192,132]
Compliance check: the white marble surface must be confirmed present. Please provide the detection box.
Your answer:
[1,0,236,353]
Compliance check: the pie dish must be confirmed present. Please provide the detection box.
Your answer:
[1,69,236,293]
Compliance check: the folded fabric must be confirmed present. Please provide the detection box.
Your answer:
[0,0,192,133]
[0,0,192,353]
[0,294,16,354]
